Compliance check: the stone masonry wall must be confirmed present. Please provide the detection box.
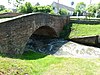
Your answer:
[0,13,69,54]
[0,13,22,18]
[71,35,100,47]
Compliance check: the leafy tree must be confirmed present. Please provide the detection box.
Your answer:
[8,0,24,7]
[18,2,53,14]
[49,10,56,15]
[17,2,33,13]
[0,5,5,11]
[17,5,26,13]
[75,2,86,15]
[96,2,100,17]
[33,5,53,13]
[87,4,96,13]
[59,8,69,16]
[87,4,96,17]
[0,9,12,13]
[24,2,33,13]
[96,2,100,10]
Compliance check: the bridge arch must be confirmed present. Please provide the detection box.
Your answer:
[33,26,58,37]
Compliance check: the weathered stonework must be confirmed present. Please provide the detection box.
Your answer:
[0,13,22,18]
[71,35,100,47]
[0,13,69,54]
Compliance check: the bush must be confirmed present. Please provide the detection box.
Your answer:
[33,5,53,13]
[59,8,69,16]
[0,5,5,11]
[49,10,56,15]
[17,2,54,14]
[0,9,12,14]
[17,2,33,13]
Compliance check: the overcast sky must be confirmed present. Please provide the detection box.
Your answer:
[0,0,99,8]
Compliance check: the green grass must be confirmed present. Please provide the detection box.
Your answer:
[68,24,100,38]
[0,51,100,75]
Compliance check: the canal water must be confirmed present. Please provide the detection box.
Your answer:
[25,34,100,58]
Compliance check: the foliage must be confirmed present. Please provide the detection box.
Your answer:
[87,4,96,17]
[0,51,100,75]
[75,2,86,15]
[0,9,12,14]
[17,2,33,13]
[59,8,69,16]
[8,0,24,7]
[96,2,100,10]
[24,2,33,13]
[17,5,26,13]
[49,10,56,15]
[32,5,53,13]
[0,5,5,11]
[68,23,100,38]
[60,23,73,39]
[96,3,100,17]
[17,2,53,14]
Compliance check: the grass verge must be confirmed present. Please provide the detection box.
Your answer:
[0,51,100,75]
[65,23,100,38]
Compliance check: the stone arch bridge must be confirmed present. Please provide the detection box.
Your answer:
[0,13,69,54]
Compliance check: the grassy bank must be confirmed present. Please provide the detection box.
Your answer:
[0,51,100,75]
[65,23,100,38]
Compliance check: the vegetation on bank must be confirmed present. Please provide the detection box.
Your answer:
[0,51,100,75]
[61,23,100,39]
[70,24,100,38]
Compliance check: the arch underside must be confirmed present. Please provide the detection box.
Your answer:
[33,26,58,37]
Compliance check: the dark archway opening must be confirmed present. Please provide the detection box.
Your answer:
[33,26,58,37]
[24,26,59,53]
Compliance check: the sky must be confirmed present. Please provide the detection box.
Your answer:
[0,0,100,8]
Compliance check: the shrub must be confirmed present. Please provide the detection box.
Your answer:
[17,2,33,13]
[0,9,12,14]
[59,8,69,16]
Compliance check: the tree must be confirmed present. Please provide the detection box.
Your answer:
[18,2,54,14]
[33,5,53,13]
[96,3,100,17]
[59,8,69,16]
[17,5,26,13]
[49,10,56,15]
[75,2,86,15]
[17,2,33,13]
[0,9,12,14]
[8,0,24,7]
[24,2,33,13]
[87,4,96,17]
[96,2,100,10]
[0,5,5,11]
[87,4,96,13]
